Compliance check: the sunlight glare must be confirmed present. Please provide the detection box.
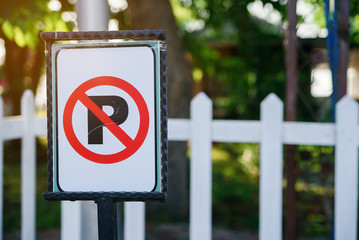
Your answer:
[108,0,128,13]
[48,0,62,11]
[311,66,333,98]
[247,0,281,25]
[108,19,119,31]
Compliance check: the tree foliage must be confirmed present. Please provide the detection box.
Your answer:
[0,0,74,114]
[171,0,337,236]
[171,0,288,119]
[0,0,357,235]
[171,0,340,122]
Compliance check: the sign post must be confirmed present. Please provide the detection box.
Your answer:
[41,30,168,239]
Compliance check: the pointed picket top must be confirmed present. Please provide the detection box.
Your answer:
[0,95,2,115]
[260,93,283,121]
[21,90,35,105]
[0,95,3,117]
[190,92,212,126]
[261,93,283,110]
[336,95,358,129]
[336,95,358,112]
[191,92,212,109]
[21,90,35,116]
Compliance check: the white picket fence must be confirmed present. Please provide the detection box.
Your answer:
[0,90,358,240]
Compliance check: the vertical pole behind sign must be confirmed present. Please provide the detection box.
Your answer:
[75,1,109,240]
[76,0,109,31]
[284,0,298,238]
[337,0,349,99]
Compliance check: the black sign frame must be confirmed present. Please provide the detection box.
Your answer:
[41,30,168,202]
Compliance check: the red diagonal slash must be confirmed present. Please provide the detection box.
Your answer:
[63,76,150,164]
[78,92,134,148]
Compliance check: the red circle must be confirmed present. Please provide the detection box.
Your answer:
[63,76,150,164]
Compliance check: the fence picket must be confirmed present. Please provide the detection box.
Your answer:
[0,96,3,239]
[61,202,82,240]
[21,90,36,240]
[335,96,359,240]
[124,202,145,240]
[1,91,359,240]
[80,202,98,240]
[190,93,213,240]
[259,93,283,240]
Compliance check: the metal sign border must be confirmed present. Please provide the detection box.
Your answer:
[41,30,168,202]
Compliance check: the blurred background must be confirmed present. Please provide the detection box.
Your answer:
[0,0,359,239]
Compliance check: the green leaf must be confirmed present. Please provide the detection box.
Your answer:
[55,19,68,31]
[25,31,38,50]
[2,20,14,40]
[14,26,26,48]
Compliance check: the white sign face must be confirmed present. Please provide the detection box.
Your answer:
[53,42,160,192]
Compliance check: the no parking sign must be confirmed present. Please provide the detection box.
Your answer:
[62,76,150,165]
[41,31,167,202]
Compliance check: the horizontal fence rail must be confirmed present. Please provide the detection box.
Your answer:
[0,91,358,240]
[170,119,337,144]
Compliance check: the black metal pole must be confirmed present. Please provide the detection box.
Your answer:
[116,202,123,240]
[96,197,117,240]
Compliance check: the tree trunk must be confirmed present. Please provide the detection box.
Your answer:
[284,0,298,238]
[3,38,27,115]
[127,0,193,220]
[1,32,45,116]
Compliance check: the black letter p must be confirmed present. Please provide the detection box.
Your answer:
[87,96,128,144]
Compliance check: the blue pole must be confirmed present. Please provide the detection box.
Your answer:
[324,1,338,239]
[324,0,339,122]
